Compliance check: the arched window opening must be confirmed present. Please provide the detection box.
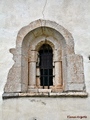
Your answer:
[39,44,53,89]
[3,19,87,98]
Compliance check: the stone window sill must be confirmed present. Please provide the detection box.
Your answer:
[2,92,88,99]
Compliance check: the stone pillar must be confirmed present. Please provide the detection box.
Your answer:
[29,62,36,88]
[54,61,62,87]
[36,67,40,87]
[28,50,37,88]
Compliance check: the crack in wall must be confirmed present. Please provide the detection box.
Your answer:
[42,0,47,19]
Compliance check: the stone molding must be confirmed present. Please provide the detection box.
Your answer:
[3,92,88,99]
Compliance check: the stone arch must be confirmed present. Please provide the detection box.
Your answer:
[3,19,86,98]
[16,19,74,55]
[21,27,65,92]
[35,40,54,52]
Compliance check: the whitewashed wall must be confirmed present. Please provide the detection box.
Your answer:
[0,0,90,120]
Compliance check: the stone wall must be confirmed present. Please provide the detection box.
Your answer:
[0,0,90,120]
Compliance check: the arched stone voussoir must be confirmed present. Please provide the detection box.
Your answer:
[16,19,75,53]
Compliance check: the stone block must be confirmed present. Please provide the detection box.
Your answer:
[38,89,51,93]
[54,61,62,86]
[36,77,40,86]
[28,89,38,93]
[36,68,40,76]
[67,83,85,91]
[67,54,85,83]
[29,50,37,62]
[4,67,21,92]
[33,26,43,37]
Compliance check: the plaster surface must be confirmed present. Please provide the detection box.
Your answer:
[0,0,90,120]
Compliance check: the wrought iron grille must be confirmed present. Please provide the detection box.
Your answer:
[39,44,53,88]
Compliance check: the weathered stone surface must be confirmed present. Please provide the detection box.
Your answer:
[2,92,88,99]
[54,61,62,86]
[67,55,85,83]
[38,89,51,93]
[21,66,28,92]
[49,92,88,97]
[67,83,85,91]
[4,67,21,92]
[29,50,37,62]
[29,62,36,86]
[28,89,38,93]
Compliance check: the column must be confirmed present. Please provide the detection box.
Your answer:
[28,50,37,88]
[54,61,62,87]
[29,62,36,88]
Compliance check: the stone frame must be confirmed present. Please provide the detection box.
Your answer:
[3,19,87,98]
[28,35,63,93]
